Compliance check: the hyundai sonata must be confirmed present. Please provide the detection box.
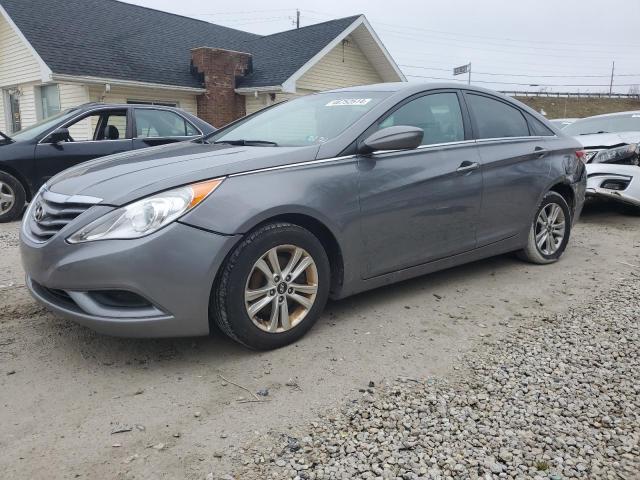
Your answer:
[20,83,586,349]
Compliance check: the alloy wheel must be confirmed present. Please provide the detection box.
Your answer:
[0,181,15,215]
[244,244,319,333]
[535,202,566,256]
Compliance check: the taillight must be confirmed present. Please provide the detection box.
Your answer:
[575,150,587,163]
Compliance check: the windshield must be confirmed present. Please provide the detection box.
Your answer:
[207,91,391,147]
[10,108,78,142]
[563,113,640,136]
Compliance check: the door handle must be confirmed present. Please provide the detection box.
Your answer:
[534,146,548,158]
[456,161,480,173]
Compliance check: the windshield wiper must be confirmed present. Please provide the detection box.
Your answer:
[579,131,609,135]
[213,139,278,147]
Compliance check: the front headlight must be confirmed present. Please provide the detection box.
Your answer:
[67,178,224,243]
[593,143,637,163]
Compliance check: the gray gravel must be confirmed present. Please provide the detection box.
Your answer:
[232,275,640,480]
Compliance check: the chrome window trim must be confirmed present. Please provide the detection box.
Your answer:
[38,138,132,146]
[370,139,478,158]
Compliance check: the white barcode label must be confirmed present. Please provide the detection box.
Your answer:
[325,98,372,107]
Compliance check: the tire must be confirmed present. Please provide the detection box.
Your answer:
[517,191,571,265]
[212,222,330,350]
[0,171,26,223]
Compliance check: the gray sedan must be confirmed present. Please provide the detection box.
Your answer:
[20,83,586,350]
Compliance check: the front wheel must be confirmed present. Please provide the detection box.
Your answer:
[212,222,330,350]
[0,171,26,223]
[517,191,571,264]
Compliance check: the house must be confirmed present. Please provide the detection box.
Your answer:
[0,0,405,135]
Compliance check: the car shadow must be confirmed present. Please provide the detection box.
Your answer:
[34,250,520,367]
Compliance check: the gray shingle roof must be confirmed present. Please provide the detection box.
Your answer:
[0,0,361,90]
[239,15,361,88]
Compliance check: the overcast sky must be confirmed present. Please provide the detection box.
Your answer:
[125,0,640,94]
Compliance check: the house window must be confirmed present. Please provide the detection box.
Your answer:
[38,84,61,120]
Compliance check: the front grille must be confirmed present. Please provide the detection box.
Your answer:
[28,190,99,242]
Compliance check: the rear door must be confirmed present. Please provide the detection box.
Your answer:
[34,108,133,185]
[358,90,483,278]
[132,108,202,149]
[463,92,554,246]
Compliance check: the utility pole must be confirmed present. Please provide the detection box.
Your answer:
[296,9,300,29]
[609,60,615,96]
[468,62,472,85]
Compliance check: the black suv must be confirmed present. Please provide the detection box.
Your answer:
[0,103,215,222]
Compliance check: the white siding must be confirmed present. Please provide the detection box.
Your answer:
[17,83,37,127]
[59,83,91,139]
[244,38,383,116]
[0,13,42,87]
[297,37,382,91]
[245,89,315,116]
[0,91,4,133]
[87,85,197,114]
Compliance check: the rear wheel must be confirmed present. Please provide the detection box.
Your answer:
[517,191,571,264]
[0,171,26,223]
[212,222,330,350]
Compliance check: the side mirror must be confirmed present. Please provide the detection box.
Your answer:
[47,127,70,144]
[359,126,423,154]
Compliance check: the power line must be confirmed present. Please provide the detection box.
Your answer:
[400,64,640,78]
[379,28,639,61]
[405,73,640,87]
[304,9,640,50]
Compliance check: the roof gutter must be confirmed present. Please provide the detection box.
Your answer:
[235,86,285,95]
[51,74,207,93]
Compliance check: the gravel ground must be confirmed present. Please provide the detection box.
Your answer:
[232,274,640,480]
[1,203,639,479]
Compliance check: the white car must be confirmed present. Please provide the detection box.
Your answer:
[564,111,640,210]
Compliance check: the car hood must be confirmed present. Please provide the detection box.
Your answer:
[574,131,640,149]
[47,141,320,205]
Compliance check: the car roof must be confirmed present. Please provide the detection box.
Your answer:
[73,102,186,110]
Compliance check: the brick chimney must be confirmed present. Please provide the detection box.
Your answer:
[191,47,253,128]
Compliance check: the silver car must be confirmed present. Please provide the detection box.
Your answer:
[564,111,640,210]
[20,83,586,349]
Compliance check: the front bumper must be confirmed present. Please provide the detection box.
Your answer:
[20,219,240,337]
[585,164,640,208]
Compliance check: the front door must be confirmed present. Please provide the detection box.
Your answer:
[34,108,133,186]
[358,91,483,278]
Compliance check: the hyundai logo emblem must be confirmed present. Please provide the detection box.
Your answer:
[33,202,44,222]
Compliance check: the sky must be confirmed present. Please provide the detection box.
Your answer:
[124,0,640,94]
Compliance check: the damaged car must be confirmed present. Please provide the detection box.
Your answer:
[563,111,640,210]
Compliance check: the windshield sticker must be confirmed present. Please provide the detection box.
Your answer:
[325,98,372,107]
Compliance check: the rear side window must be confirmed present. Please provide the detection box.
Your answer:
[378,92,465,145]
[526,113,555,136]
[466,94,529,139]
[134,109,199,138]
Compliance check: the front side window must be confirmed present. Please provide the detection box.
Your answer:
[377,92,465,145]
[63,110,128,142]
[38,84,61,119]
[208,91,391,147]
[135,109,198,138]
[466,94,529,139]
[563,113,640,136]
